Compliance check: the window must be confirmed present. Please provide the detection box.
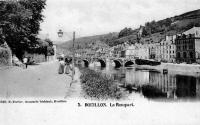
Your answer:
[189,45,193,49]
[183,52,187,58]
[190,52,194,58]
[177,52,181,58]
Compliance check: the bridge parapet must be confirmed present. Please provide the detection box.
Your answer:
[75,55,137,68]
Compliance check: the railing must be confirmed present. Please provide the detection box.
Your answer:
[75,55,137,60]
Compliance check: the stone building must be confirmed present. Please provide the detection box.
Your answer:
[125,44,136,58]
[134,43,149,59]
[175,27,200,63]
[111,43,127,58]
[148,43,156,59]
[154,42,161,61]
[159,35,176,62]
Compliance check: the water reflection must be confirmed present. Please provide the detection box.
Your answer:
[83,65,200,100]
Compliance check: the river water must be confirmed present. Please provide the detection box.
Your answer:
[84,63,200,101]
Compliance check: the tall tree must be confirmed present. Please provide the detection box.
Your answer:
[0,0,46,60]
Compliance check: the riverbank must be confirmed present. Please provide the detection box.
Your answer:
[79,68,123,100]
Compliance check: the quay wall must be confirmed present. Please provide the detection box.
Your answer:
[165,63,200,72]
[136,63,200,73]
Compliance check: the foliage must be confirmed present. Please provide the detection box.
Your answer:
[143,10,200,36]
[59,9,200,50]
[80,68,123,100]
[0,0,46,60]
[118,27,134,38]
[58,32,118,53]
[27,38,54,56]
[45,38,54,56]
[0,46,12,66]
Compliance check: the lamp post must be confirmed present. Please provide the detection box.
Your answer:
[57,29,76,84]
[72,31,75,82]
[57,29,63,38]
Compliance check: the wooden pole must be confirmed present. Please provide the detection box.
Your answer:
[72,31,75,81]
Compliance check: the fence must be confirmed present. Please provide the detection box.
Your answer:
[25,52,56,63]
[25,53,46,63]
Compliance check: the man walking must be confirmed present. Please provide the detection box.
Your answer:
[23,57,28,69]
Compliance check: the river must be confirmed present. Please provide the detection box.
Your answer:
[82,63,200,101]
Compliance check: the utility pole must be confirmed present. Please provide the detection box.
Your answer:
[70,31,78,86]
[72,31,75,81]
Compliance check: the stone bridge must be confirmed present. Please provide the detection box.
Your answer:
[75,56,136,68]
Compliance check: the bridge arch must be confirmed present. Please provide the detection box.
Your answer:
[124,60,134,67]
[97,59,106,67]
[82,59,89,67]
[113,60,123,68]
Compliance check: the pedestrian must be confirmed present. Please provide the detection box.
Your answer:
[64,58,71,74]
[23,57,28,69]
[58,57,65,74]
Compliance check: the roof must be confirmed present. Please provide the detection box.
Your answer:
[183,27,200,37]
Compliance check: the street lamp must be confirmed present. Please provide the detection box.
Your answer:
[57,29,63,37]
[57,29,76,85]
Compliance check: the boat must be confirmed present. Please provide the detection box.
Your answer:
[163,69,168,74]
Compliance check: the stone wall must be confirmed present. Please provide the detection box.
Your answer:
[25,52,56,63]
[25,52,46,63]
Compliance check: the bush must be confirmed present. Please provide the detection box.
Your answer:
[80,68,123,100]
[0,46,12,66]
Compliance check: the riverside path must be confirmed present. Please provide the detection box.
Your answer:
[0,61,82,99]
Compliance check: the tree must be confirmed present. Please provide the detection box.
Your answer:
[0,0,46,60]
[118,27,134,38]
[141,28,148,36]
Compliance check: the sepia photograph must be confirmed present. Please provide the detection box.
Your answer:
[1,0,200,124]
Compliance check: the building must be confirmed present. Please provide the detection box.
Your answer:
[125,44,136,58]
[124,43,149,59]
[135,43,149,59]
[112,43,126,58]
[159,35,176,62]
[154,42,161,61]
[148,43,156,59]
[175,27,200,63]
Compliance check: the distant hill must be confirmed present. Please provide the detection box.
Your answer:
[58,9,200,53]
[58,32,118,53]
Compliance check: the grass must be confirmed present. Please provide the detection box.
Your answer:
[80,68,123,100]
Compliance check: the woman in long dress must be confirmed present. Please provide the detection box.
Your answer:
[58,58,65,74]
[64,58,72,74]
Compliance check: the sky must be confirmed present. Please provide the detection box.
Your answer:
[39,0,200,42]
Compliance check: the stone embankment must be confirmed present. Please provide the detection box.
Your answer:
[136,63,200,74]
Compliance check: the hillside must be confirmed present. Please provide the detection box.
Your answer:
[58,9,200,53]
[58,32,118,53]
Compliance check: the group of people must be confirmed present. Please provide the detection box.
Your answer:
[58,57,73,74]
